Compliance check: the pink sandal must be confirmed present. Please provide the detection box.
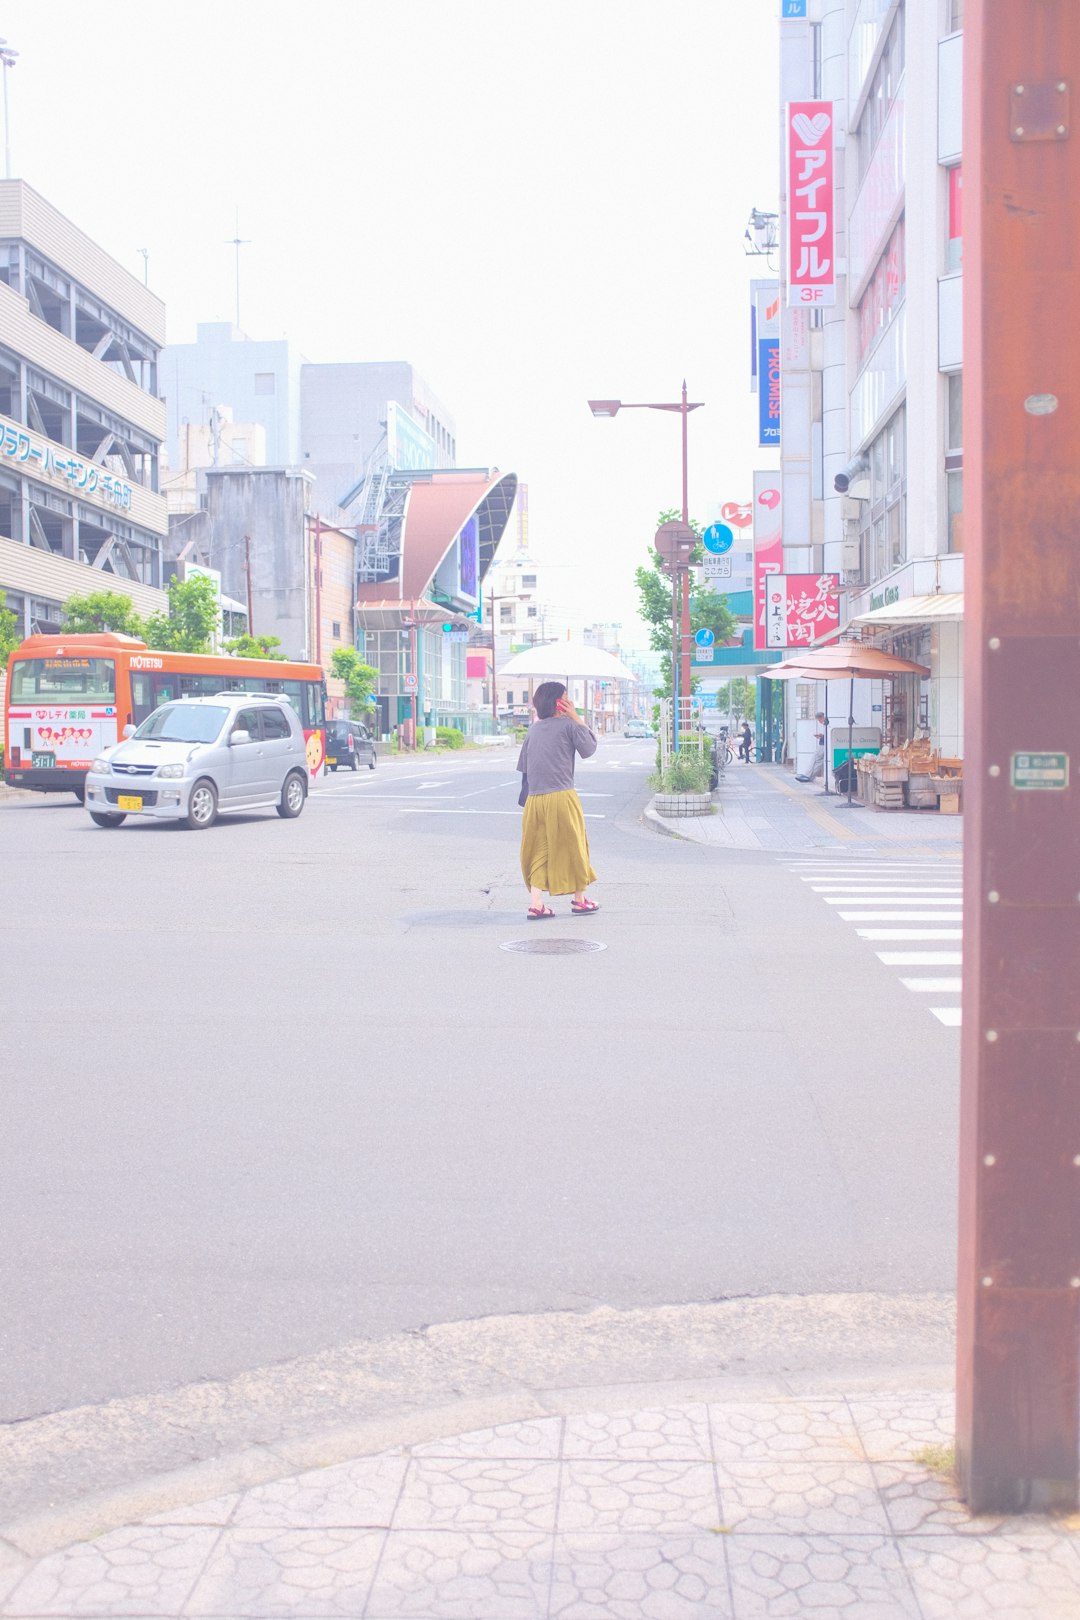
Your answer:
[571,898,600,914]
[527,905,555,921]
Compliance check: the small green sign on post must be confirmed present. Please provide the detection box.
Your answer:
[1010,752,1070,790]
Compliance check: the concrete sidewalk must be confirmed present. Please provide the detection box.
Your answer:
[648,763,964,858]
[1,1385,1075,1619]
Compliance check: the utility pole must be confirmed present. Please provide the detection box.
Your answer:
[243,534,253,634]
[957,0,1080,1513]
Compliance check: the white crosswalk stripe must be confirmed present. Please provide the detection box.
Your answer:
[786,854,963,1027]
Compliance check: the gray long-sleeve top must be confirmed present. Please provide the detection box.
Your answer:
[516,715,598,796]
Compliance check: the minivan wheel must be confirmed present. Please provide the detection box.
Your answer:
[329,763,338,772]
[186,779,218,829]
[351,753,360,772]
[89,811,126,827]
[277,771,306,819]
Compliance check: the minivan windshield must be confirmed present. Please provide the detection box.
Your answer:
[133,704,228,744]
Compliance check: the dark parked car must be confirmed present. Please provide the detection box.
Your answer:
[325,719,376,772]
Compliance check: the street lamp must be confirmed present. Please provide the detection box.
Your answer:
[588,382,703,735]
[0,39,18,180]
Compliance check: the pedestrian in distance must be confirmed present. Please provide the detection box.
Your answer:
[517,681,599,920]
[797,712,827,782]
[739,718,753,763]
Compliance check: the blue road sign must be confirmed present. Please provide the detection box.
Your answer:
[702,523,734,555]
[695,627,716,647]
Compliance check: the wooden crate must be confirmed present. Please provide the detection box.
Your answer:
[939,793,961,815]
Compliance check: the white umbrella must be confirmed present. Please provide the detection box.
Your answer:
[498,638,637,682]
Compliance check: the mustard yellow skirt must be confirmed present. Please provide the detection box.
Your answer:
[520,789,598,896]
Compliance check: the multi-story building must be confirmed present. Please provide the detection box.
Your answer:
[0,181,169,640]
[300,360,457,523]
[162,322,304,470]
[775,0,964,758]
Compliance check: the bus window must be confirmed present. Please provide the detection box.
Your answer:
[152,674,179,707]
[180,672,229,696]
[303,682,326,728]
[9,657,116,703]
[278,680,303,716]
[130,672,154,725]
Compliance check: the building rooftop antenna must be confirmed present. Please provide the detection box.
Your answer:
[225,208,251,331]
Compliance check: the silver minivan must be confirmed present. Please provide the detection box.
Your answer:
[84,694,310,830]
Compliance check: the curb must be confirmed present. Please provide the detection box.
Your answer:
[0,1293,955,1559]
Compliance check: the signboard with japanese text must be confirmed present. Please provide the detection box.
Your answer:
[757,338,781,445]
[0,413,134,513]
[786,101,836,307]
[782,0,808,15]
[703,556,732,580]
[750,280,780,391]
[752,473,783,651]
[764,574,841,649]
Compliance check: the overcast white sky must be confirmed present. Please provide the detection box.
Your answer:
[6,0,780,654]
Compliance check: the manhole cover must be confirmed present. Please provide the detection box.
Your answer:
[500,937,607,955]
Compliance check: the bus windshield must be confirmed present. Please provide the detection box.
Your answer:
[133,704,229,743]
[10,657,117,704]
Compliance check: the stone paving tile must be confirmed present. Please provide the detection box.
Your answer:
[725,1533,920,1618]
[899,1529,1080,1618]
[562,1408,711,1463]
[707,1400,863,1463]
[225,1454,407,1529]
[847,1392,955,1462]
[1,1526,219,1616]
[410,1418,563,1460]
[392,1460,558,1533]
[717,1461,891,1536]
[548,1532,732,1618]
[873,1462,1030,1537]
[557,1462,720,1536]
[184,1526,384,1616]
[365,1528,551,1618]
[0,1550,31,1613]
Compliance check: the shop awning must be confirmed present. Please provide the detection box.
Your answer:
[851,592,964,627]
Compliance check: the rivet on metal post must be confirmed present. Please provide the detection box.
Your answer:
[988,637,1001,649]
[1058,125,1068,135]
[986,1030,999,1043]
[982,1276,994,1287]
[984,1154,997,1166]
[988,891,1000,904]
[1015,126,1025,136]
[989,765,1001,777]
[1016,84,1026,93]
[1072,1279,1080,1290]
[1073,1154,1080,1166]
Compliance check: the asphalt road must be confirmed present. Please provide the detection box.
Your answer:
[0,741,958,1424]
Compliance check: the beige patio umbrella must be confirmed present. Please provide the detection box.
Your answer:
[767,642,931,805]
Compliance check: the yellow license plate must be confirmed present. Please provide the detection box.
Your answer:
[117,794,143,811]
[326,757,337,765]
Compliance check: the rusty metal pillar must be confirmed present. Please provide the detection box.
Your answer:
[957,0,1080,1513]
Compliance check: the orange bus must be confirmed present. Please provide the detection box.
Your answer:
[4,633,327,798]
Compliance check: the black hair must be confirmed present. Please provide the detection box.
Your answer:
[532,681,567,719]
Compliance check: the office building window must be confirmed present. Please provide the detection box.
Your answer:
[945,373,963,552]
[945,166,962,272]
[859,404,907,581]
[499,602,514,624]
[254,373,276,395]
[856,1,905,183]
[331,620,341,638]
[857,218,906,367]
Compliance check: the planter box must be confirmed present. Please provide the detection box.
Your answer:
[655,791,713,817]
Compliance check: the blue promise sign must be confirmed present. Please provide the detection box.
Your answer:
[757,337,781,447]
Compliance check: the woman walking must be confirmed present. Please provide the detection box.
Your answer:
[517,682,599,920]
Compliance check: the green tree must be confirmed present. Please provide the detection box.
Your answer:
[634,510,736,701]
[60,589,144,637]
[0,589,19,663]
[330,646,378,715]
[224,632,288,661]
[142,574,220,653]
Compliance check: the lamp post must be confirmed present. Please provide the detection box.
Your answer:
[588,383,703,739]
[0,39,18,180]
